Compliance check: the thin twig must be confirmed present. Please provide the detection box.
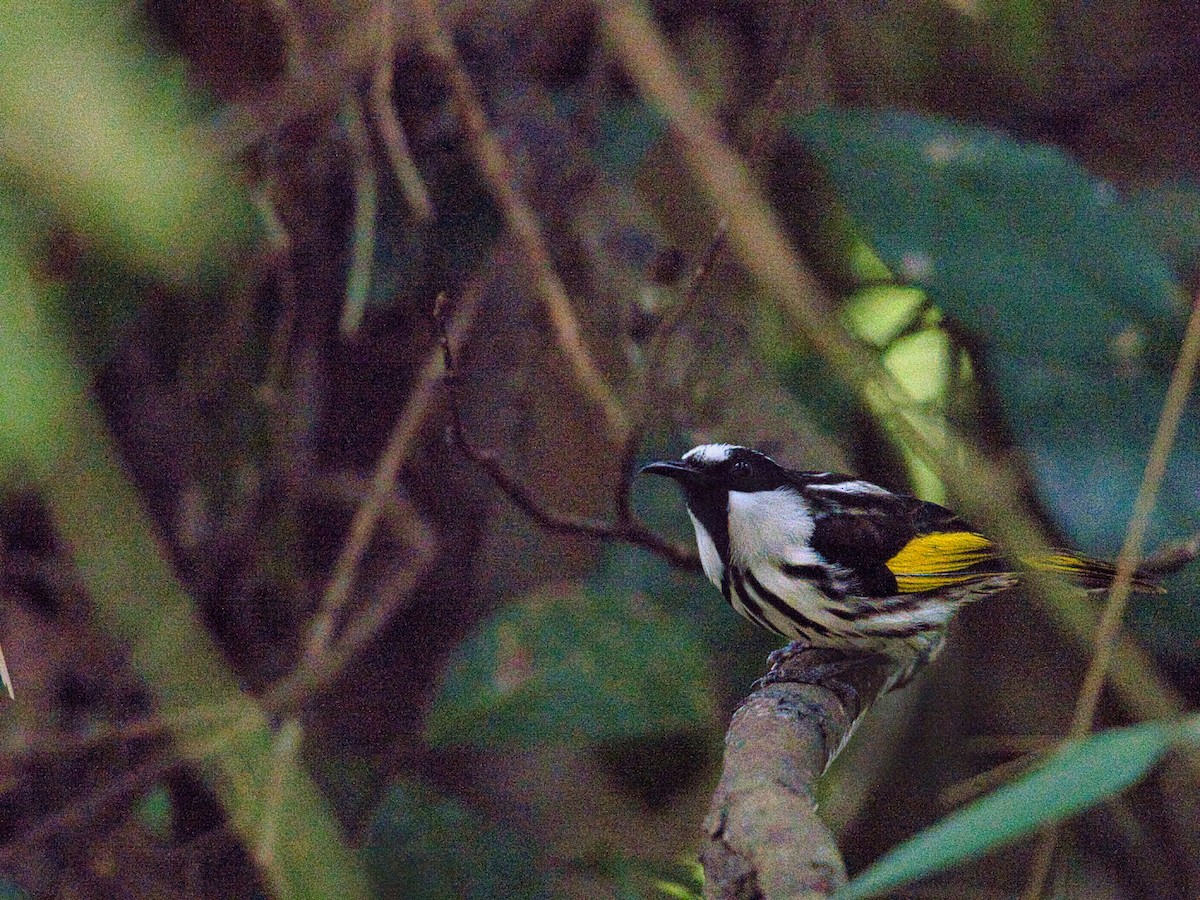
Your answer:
[263,0,312,75]
[254,191,301,407]
[435,293,700,571]
[409,0,631,441]
[298,277,486,672]
[4,702,246,760]
[265,494,435,715]
[938,752,1044,810]
[0,642,11,700]
[617,216,731,523]
[210,3,376,160]
[617,3,812,518]
[254,718,301,871]
[367,0,433,221]
[210,0,369,169]
[1023,288,1200,899]
[0,753,183,865]
[340,96,380,335]
[0,709,260,865]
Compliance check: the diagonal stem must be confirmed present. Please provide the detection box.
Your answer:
[1023,287,1200,898]
[409,0,630,441]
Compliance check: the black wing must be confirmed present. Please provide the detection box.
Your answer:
[793,472,973,597]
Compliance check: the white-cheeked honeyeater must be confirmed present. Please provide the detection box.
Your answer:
[641,444,1166,688]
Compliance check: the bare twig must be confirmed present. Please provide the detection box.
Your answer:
[617,4,813,520]
[211,8,376,160]
[340,96,380,335]
[409,0,631,441]
[1023,288,1200,898]
[939,752,1045,810]
[0,641,11,699]
[296,278,486,673]
[435,293,700,571]
[5,702,246,760]
[702,646,900,899]
[0,709,260,865]
[367,0,433,221]
[617,216,732,522]
[254,718,301,871]
[0,754,184,865]
[253,192,301,406]
[303,496,436,696]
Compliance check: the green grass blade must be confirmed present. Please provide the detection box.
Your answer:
[837,719,1191,899]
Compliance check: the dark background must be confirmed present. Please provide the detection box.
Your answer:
[0,0,1198,897]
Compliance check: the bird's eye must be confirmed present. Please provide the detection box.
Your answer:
[730,459,752,478]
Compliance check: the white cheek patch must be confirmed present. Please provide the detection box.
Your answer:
[683,443,738,464]
[727,487,815,567]
[687,510,725,586]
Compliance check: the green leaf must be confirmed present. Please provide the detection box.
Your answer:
[1125,180,1200,279]
[837,719,1193,899]
[136,784,172,839]
[425,583,715,749]
[790,107,1200,660]
[364,779,547,900]
[791,108,1182,362]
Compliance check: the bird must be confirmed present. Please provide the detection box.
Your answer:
[640,443,1169,689]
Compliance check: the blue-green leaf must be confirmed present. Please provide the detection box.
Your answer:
[789,107,1200,663]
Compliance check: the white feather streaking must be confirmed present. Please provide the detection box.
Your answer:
[682,443,738,464]
[806,479,892,496]
[724,487,842,635]
[687,510,725,586]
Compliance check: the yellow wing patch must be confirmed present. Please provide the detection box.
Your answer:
[887,531,999,593]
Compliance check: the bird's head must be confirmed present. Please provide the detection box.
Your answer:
[639,444,797,576]
[638,444,788,498]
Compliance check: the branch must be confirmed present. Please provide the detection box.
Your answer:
[271,278,488,717]
[702,646,901,900]
[434,294,700,571]
[366,0,434,221]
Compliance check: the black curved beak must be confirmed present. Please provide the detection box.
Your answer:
[638,460,704,483]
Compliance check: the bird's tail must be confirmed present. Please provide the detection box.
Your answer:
[1021,551,1171,594]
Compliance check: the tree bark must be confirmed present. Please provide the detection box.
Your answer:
[701,646,900,899]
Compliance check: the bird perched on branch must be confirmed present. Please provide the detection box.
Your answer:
[641,443,1178,689]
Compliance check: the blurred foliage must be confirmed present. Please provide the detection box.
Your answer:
[0,171,370,900]
[0,0,248,282]
[426,581,715,749]
[839,715,1199,899]
[363,779,546,899]
[0,1,365,897]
